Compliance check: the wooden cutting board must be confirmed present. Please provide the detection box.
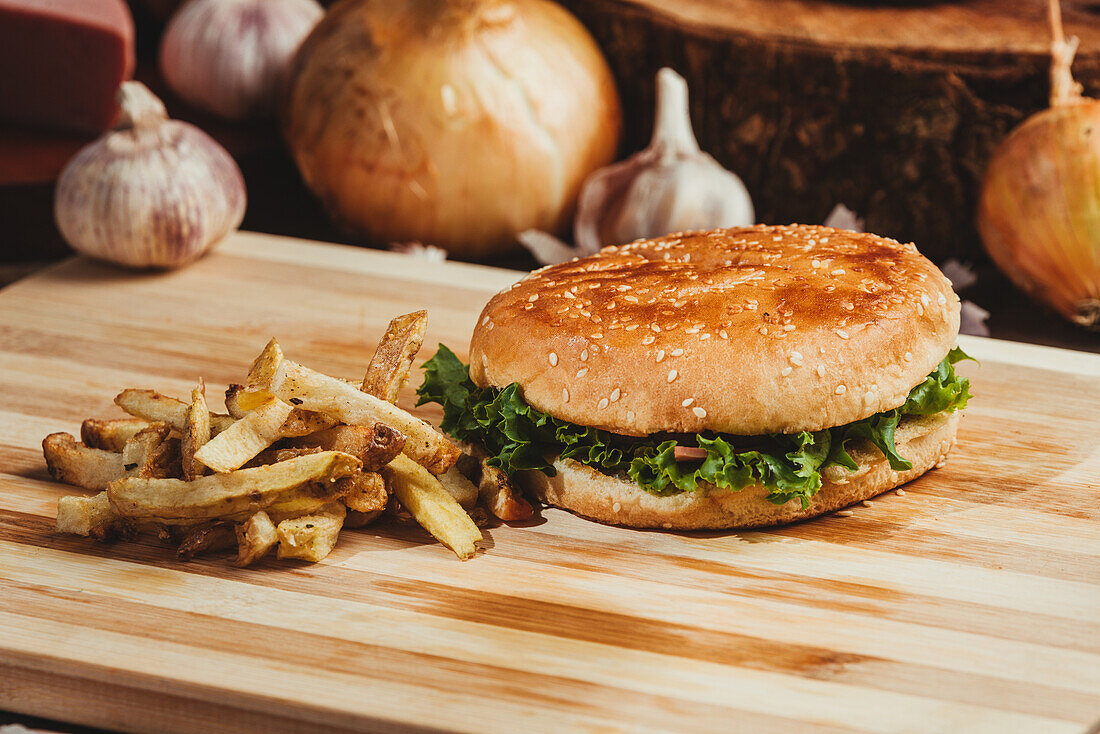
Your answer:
[1,232,1098,734]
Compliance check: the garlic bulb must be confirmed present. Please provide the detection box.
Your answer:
[977,0,1100,329]
[55,82,246,269]
[574,68,754,252]
[160,0,323,121]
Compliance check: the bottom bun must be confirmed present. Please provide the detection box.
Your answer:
[521,412,961,530]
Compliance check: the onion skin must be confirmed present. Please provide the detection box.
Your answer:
[54,83,246,269]
[160,0,323,121]
[977,101,1100,329]
[282,0,622,258]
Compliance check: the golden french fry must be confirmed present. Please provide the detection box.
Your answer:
[289,423,405,472]
[227,381,335,437]
[43,433,128,490]
[236,511,278,567]
[56,492,117,536]
[479,461,534,522]
[246,348,459,474]
[339,471,388,513]
[177,522,236,559]
[383,454,481,560]
[122,424,179,480]
[108,450,361,522]
[276,502,346,562]
[437,465,479,508]
[193,398,294,473]
[182,380,211,480]
[115,388,234,434]
[362,310,428,403]
[80,418,151,452]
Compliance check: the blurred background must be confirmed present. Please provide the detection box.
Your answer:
[1,0,1098,351]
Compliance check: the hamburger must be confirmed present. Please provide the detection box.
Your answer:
[418,225,971,529]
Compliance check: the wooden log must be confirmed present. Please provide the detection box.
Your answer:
[559,0,1100,262]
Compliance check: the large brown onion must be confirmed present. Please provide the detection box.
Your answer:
[977,0,1100,329]
[282,0,621,258]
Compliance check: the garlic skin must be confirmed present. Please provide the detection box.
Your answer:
[160,0,323,121]
[574,68,754,253]
[977,2,1100,329]
[55,82,246,269]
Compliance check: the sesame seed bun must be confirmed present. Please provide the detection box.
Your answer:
[469,225,960,436]
[522,412,960,530]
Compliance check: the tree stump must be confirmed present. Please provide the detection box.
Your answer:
[559,0,1100,262]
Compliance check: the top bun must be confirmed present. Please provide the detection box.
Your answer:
[469,225,960,436]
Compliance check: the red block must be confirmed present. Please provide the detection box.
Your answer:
[0,0,135,135]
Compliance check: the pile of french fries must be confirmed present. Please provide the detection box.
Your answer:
[45,311,533,564]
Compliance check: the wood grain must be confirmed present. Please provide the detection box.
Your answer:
[0,231,1098,734]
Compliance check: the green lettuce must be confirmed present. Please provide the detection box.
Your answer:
[417,345,972,508]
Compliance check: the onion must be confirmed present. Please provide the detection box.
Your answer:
[282,0,622,258]
[977,0,1100,329]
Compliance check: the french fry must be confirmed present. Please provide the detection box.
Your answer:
[44,433,128,490]
[122,424,179,480]
[289,423,405,472]
[115,389,235,434]
[479,461,535,522]
[236,511,278,567]
[177,522,236,559]
[276,502,346,562]
[362,310,428,403]
[383,454,481,560]
[339,471,388,513]
[182,380,211,480]
[81,418,151,452]
[107,450,360,522]
[246,342,459,474]
[193,398,294,473]
[343,509,382,528]
[56,492,117,536]
[227,382,335,436]
[437,465,479,508]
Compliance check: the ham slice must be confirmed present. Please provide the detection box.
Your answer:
[0,0,134,134]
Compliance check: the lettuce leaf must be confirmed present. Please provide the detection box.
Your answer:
[417,344,972,508]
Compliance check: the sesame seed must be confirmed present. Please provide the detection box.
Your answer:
[759,326,768,335]
[671,348,684,356]
[548,352,558,366]
[896,488,906,496]
[700,333,711,340]
[937,292,947,305]
[612,502,622,512]
[837,510,854,518]
[667,369,678,383]
[624,295,639,303]
[576,368,588,378]
[656,350,666,363]
[610,388,621,402]
[662,522,673,529]
[836,329,849,339]
[597,398,609,410]
[917,303,924,315]
[789,351,803,365]
[692,406,707,418]
[904,352,912,361]
[564,291,575,299]
[685,327,700,334]
[524,303,533,310]
[835,384,847,394]
[562,388,569,402]
[481,315,491,325]
[642,335,655,345]
[682,398,694,407]
[625,324,639,331]
[529,294,538,302]
[812,259,821,268]
[580,349,589,361]
[783,324,795,331]
[591,333,603,339]
[651,324,661,332]
[862,500,874,507]
[920,293,930,307]
[831,268,845,276]
[626,410,636,421]
[865,390,876,403]
[781,366,792,376]
[720,330,728,339]
[486,322,494,330]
